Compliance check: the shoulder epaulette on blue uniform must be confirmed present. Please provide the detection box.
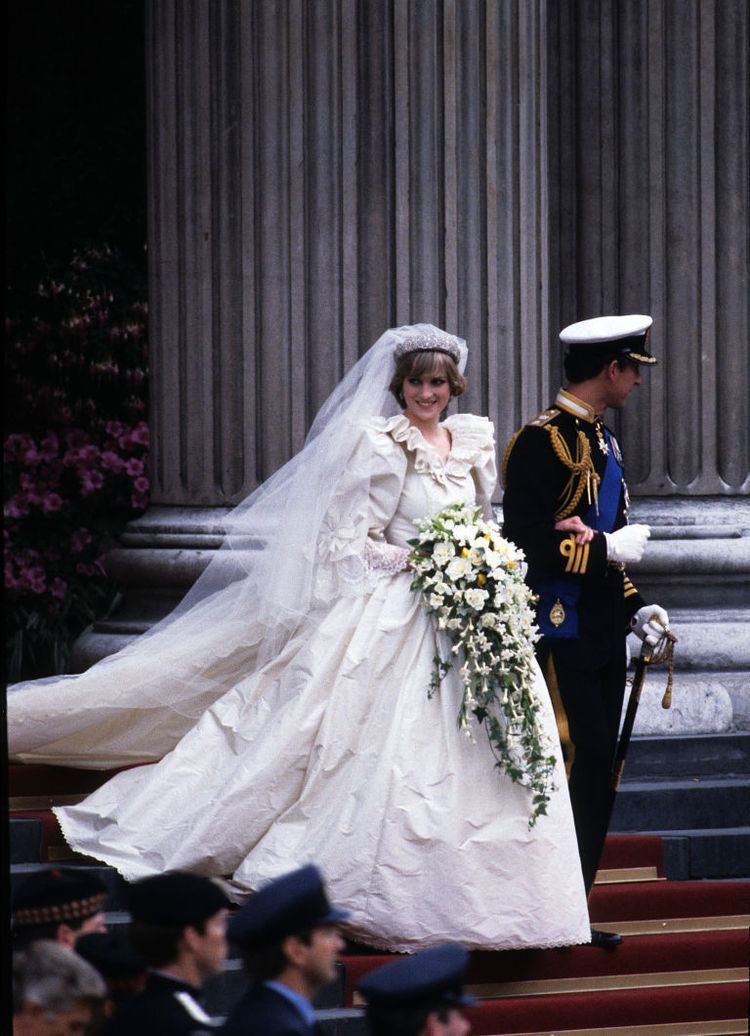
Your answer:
[527,407,560,427]
[502,408,560,486]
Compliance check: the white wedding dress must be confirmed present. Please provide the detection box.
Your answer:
[9,413,590,951]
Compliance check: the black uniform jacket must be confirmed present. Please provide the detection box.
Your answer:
[502,390,644,642]
[102,972,219,1035]
[220,982,319,1036]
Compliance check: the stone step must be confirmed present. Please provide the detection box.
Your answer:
[10,817,43,864]
[623,733,750,779]
[611,776,750,832]
[657,828,750,881]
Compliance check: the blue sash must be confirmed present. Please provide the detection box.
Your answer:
[534,428,622,638]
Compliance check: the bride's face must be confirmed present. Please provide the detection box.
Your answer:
[401,359,451,425]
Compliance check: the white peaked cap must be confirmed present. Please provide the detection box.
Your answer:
[560,314,653,344]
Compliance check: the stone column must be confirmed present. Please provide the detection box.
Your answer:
[74,0,750,734]
[73,0,555,667]
[548,0,750,494]
[142,0,556,508]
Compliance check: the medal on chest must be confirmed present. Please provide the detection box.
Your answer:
[594,422,609,455]
[549,598,566,627]
[609,433,623,466]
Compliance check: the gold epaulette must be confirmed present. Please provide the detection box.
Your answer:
[501,409,560,486]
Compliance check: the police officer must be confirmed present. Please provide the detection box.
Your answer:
[102,871,230,1035]
[502,315,670,948]
[221,864,348,1035]
[11,866,108,950]
[356,942,474,1036]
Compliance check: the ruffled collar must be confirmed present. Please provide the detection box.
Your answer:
[378,414,489,487]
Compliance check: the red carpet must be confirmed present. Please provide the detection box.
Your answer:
[339,835,749,1032]
[10,763,750,1033]
[464,982,748,1034]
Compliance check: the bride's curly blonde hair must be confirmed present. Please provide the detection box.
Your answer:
[389,350,467,407]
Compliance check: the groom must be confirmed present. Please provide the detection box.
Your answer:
[502,315,670,949]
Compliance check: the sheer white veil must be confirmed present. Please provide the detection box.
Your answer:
[119,324,468,670]
[8,324,470,759]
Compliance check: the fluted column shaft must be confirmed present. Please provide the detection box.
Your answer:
[549,0,749,494]
[146,0,554,504]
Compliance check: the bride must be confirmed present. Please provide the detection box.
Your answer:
[8,324,590,952]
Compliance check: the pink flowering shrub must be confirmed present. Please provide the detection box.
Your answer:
[4,246,148,680]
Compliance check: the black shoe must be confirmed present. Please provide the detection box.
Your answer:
[590,928,623,950]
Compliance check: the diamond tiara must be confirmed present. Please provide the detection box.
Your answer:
[393,330,460,363]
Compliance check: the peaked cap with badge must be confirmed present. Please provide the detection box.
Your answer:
[501,314,654,896]
[560,313,657,365]
[221,864,349,1036]
[357,942,474,1013]
[227,863,349,950]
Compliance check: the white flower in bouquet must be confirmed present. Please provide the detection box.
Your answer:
[464,587,489,610]
[450,523,474,544]
[409,501,555,827]
[432,541,454,566]
[445,556,472,581]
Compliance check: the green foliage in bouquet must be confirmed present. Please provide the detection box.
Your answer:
[4,245,148,681]
[409,502,557,826]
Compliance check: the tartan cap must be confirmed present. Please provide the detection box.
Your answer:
[12,867,108,927]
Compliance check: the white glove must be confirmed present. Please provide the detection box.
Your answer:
[604,524,650,565]
[630,604,670,646]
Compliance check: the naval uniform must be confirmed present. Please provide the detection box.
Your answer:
[502,387,644,892]
[102,972,220,1035]
[220,981,321,1035]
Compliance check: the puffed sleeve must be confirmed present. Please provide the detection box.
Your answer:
[314,416,410,596]
[361,416,411,574]
[445,413,498,520]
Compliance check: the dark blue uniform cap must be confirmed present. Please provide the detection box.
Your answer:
[356,943,474,1010]
[227,864,349,949]
[128,871,230,927]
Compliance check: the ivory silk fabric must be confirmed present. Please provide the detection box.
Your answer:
[9,414,590,951]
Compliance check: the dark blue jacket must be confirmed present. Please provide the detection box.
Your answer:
[103,972,218,1035]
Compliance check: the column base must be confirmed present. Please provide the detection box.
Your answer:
[68,506,231,672]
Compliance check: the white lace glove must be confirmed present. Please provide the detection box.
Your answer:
[363,538,410,576]
[604,524,650,565]
[630,604,670,646]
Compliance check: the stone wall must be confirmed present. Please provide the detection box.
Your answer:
[146,0,749,506]
[548,0,749,494]
[74,2,750,735]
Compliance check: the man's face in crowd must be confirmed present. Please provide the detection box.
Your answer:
[299,924,345,988]
[14,1000,94,1036]
[425,1007,471,1036]
[189,908,229,981]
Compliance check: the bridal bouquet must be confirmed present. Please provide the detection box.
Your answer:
[409,502,556,826]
